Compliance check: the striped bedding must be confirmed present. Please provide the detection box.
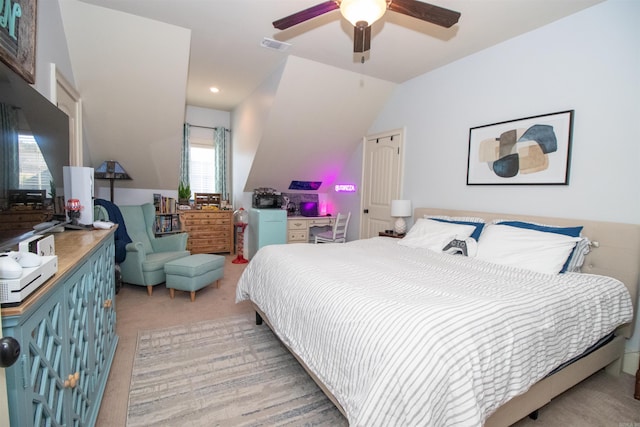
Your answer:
[235,237,633,426]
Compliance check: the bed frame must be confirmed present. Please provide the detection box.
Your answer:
[253,208,640,426]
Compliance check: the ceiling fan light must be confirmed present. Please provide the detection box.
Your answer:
[340,0,387,27]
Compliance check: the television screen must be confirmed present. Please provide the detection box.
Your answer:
[0,61,70,251]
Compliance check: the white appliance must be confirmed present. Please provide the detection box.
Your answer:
[0,256,58,305]
[63,166,94,226]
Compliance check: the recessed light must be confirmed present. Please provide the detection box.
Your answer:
[209,87,220,93]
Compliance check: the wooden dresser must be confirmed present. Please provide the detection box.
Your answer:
[0,209,52,239]
[179,210,234,254]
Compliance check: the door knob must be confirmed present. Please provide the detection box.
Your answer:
[0,336,20,368]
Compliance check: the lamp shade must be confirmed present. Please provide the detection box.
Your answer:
[340,0,387,26]
[390,199,411,217]
[94,160,131,202]
[94,160,131,180]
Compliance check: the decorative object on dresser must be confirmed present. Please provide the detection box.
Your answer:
[390,199,411,235]
[314,212,350,243]
[178,181,191,206]
[179,209,234,254]
[94,160,131,202]
[194,192,221,208]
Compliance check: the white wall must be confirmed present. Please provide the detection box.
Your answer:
[231,60,286,211]
[372,0,638,223]
[35,1,75,99]
[186,105,230,130]
[368,0,640,369]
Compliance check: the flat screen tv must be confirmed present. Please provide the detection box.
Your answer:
[0,60,70,251]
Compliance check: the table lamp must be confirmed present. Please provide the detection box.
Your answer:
[391,199,411,235]
[94,160,131,202]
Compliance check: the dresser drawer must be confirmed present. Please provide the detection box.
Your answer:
[288,220,307,230]
[287,230,308,242]
[308,218,333,226]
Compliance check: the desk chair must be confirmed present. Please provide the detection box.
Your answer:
[315,212,351,243]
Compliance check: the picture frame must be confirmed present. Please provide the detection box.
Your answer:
[467,110,574,185]
[0,0,37,84]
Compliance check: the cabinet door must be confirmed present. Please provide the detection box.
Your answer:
[65,262,93,426]
[9,286,68,427]
[90,239,116,398]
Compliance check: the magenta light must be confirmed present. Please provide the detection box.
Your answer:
[335,184,356,193]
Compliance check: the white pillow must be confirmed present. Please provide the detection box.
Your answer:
[398,218,476,252]
[476,224,581,275]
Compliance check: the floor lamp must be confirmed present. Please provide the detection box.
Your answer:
[94,160,132,202]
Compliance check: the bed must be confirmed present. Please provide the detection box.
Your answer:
[236,208,639,426]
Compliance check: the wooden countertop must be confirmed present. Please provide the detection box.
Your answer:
[1,227,116,317]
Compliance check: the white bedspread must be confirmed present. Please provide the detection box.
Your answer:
[235,237,633,426]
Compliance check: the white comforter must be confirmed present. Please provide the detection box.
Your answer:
[235,237,633,426]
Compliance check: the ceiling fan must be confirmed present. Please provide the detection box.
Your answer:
[273,0,461,54]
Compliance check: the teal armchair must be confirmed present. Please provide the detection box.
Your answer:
[119,203,190,295]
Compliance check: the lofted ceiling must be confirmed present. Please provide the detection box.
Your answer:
[75,0,604,112]
[60,0,604,196]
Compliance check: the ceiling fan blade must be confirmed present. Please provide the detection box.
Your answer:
[273,1,340,30]
[388,0,461,28]
[353,24,371,53]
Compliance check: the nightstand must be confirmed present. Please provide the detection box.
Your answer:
[379,231,405,239]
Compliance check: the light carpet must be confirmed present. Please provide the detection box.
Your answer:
[127,315,347,426]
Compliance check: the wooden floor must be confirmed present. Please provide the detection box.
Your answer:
[96,254,640,426]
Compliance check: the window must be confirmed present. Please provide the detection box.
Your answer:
[188,127,216,194]
[18,133,53,194]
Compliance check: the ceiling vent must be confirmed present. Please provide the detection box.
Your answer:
[260,37,291,52]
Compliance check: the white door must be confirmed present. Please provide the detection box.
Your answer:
[53,65,83,166]
[360,129,404,238]
[0,315,11,427]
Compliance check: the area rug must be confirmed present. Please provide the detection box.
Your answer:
[126,315,347,426]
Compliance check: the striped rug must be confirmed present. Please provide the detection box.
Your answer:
[126,315,347,426]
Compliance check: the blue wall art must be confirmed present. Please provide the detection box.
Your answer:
[467,110,574,185]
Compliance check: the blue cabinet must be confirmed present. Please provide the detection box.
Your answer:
[1,232,117,427]
[248,209,287,259]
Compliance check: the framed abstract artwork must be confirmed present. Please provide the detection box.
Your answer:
[467,110,574,185]
[0,0,37,84]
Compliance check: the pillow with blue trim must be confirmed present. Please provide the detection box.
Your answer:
[492,220,585,273]
[425,216,485,241]
[476,224,581,275]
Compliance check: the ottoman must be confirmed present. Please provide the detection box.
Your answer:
[164,254,225,302]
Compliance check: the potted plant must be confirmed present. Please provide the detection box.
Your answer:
[178,182,191,206]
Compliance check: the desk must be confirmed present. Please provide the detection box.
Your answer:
[287,216,335,243]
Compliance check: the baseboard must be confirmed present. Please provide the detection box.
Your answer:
[622,351,639,375]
